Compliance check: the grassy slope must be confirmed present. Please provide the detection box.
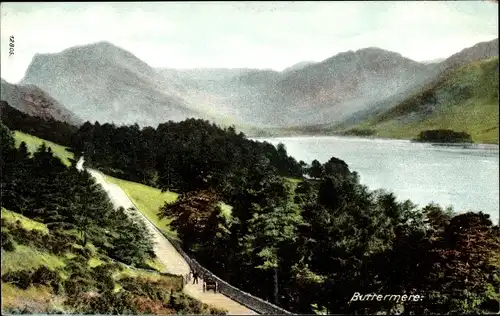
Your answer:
[104,174,234,238]
[1,209,66,275]
[1,209,123,274]
[104,175,179,238]
[350,57,499,144]
[1,208,49,233]
[13,131,74,166]
[1,208,178,312]
[1,209,71,312]
[106,176,302,226]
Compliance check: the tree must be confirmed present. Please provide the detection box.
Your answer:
[243,179,302,304]
[0,123,18,210]
[110,207,155,266]
[308,160,323,179]
[158,189,222,249]
[421,212,500,314]
[322,157,351,179]
[0,122,16,155]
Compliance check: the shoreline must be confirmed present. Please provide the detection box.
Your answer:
[251,134,500,147]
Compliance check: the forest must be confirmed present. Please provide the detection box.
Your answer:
[1,99,499,314]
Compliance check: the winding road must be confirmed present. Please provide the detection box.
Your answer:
[76,158,257,315]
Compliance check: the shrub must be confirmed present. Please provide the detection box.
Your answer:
[91,264,116,292]
[31,266,64,294]
[66,289,139,314]
[63,277,93,297]
[2,270,33,290]
[1,231,16,251]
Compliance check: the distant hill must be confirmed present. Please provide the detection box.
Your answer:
[440,38,499,71]
[20,41,213,127]
[346,56,499,144]
[329,38,499,131]
[157,68,255,83]
[268,47,440,126]
[1,79,82,125]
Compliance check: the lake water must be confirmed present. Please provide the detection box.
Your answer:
[255,136,499,225]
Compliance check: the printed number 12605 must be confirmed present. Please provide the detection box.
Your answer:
[9,36,15,56]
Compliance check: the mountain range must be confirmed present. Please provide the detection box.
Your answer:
[1,38,498,142]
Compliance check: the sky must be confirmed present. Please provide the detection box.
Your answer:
[1,1,498,83]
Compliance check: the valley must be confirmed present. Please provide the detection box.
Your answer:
[1,2,499,315]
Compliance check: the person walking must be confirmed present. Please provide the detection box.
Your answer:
[192,270,200,284]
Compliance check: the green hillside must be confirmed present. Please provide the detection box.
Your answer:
[104,174,234,239]
[13,131,74,166]
[104,175,179,238]
[1,208,184,313]
[350,57,499,144]
[3,128,224,314]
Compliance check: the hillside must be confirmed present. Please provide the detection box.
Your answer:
[269,47,440,126]
[1,208,215,314]
[1,79,81,125]
[281,61,315,74]
[157,68,255,83]
[12,131,74,166]
[315,38,499,132]
[20,42,213,127]
[346,56,499,144]
[441,38,499,71]
[1,126,226,314]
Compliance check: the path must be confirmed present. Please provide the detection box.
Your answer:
[77,159,257,314]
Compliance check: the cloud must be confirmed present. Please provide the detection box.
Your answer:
[0,1,497,83]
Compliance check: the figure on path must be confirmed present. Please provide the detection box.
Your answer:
[192,270,200,284]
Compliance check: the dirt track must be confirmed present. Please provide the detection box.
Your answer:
[81,161,257,315]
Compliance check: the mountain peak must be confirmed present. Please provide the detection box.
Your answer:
[20,42,206,127]
[352,47,412,62]
[319,46,418,68]
[61,40,121,52]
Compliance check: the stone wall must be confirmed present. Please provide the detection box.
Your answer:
[164,235,294,315]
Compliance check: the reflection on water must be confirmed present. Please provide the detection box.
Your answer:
[254,136,500,225]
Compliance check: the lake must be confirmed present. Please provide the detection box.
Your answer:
[255,136,499,225]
